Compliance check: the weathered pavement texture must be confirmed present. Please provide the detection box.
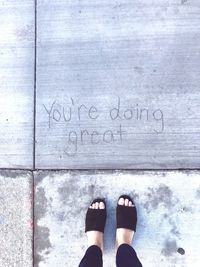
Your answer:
[36,0,200,169]
[0,171,33,267]
[1,171,200,267]
[1,0,200,266]
[1,0,200,169]
[34,171,200,267]
[0,0,34,168]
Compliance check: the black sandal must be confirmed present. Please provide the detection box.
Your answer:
[85,198,107,233]
[116,195,137,232]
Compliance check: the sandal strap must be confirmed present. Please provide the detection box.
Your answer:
[85,198,107,233]
[117,195,137,231]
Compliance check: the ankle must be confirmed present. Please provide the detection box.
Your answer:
[88,241,103,250]
[87,231,103,250]
[116,239,131,248]
[116,229,134,248]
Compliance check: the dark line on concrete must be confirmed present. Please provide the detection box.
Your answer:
[0,167,200,172]
[33,0,37,171]
[32,168,200,172]
[32,171,35,267]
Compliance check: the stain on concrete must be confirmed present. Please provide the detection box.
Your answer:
[15,25,33,41]
[181,0,188,4]
[34,253,44,267]
[134,66,144,74]
[33,171,200,266]
[34,226,52,267]
[58,177,104,203]
[174,7,179,15]
[143,184,174,212]
[177,247,185,255]
[182,206,192,213]
[57,177,106,221]
[162,239,178,256]
[56,211,66,221]
[34,171,55,186]
[142,184,182,239]
[167,216,180,237]
[35,187,48,221]
[170,225,180,237]
[180,170,197,176]
[130,191,139,200]
[196,188,200,199]
[57,178,79,204]
[0,170,29,179]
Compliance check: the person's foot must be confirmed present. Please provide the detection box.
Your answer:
[86,200,106,250]
[116,196,136,248]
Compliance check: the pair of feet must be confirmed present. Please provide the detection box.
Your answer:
[86,195,137,251]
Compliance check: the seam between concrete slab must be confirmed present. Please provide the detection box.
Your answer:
[1,168,200,171]
[32,168,200,171]
[32,171,35,267]
[33,0,37,170]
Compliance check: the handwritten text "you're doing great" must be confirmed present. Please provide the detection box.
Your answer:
[43,97,165,156]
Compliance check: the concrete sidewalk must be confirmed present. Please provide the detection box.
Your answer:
[0,170,200,266]
[34,171,200,267]
[1,1,200,267]
[0,171,33,267]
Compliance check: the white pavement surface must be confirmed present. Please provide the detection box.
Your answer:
[0,1,200,267]
[0,171,33,267]
[36,0,200,169]
[0,0,34,168]
[35,171,200,267]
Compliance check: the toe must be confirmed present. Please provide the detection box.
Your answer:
[99,201,105,209]
[95,202,99,209]
[92,203,95,209]
[125,198,129,206]
[129,201,132,207]
[118,197,125,205]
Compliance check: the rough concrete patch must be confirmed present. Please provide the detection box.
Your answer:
[130,191,139,201]
[33,171,200,266]
[0,170,31,179]
[134,66,144,74]
[170,226,180,237]
[166,215,180,238]
[196,188,200,199]
[162,239,178,256]
[177,170,199,176]
[34,253,44,267]
[34,170,91,185]
[0,173,32,267]
[181,0,188,4]
[143,184,175,212]
[56,211,66,221]
[35,187,48,221]
[34,171,52,186]
[34,170,71,186]
[182,206,192,212]
[34,226,52,267]
[57,178,105,218]
[15,25,33,41]
[57,177,79,204]
[35,226,52,252]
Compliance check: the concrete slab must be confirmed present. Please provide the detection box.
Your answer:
[0,1,34,168]
[0,170,33,267]
[34,171,200,267]
[36,0,200,169]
